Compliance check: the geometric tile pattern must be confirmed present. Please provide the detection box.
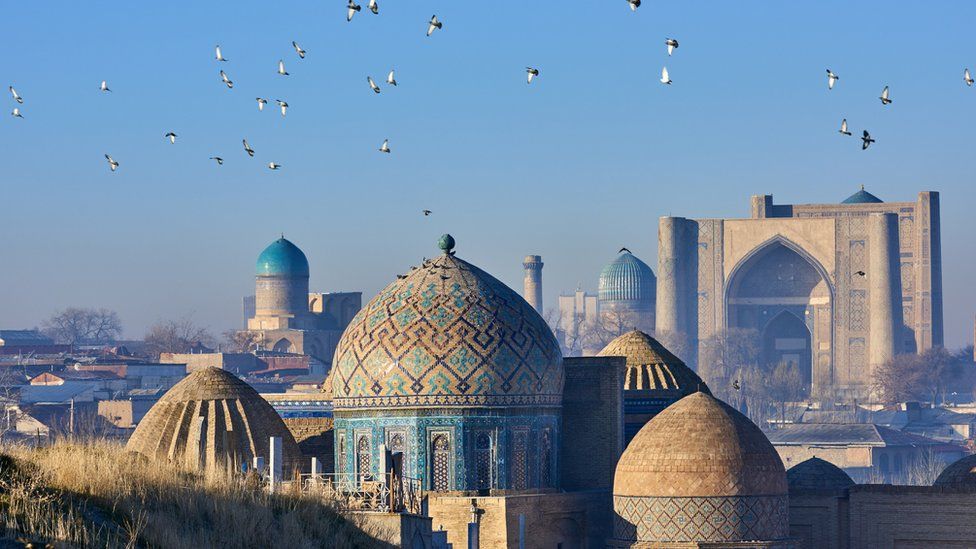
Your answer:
[612,495,789,543]
[331,252,563,410]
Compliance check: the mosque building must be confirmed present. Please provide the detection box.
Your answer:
[243,237,361,365]
[657,188,943,399]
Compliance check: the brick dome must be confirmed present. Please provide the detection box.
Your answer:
[598,329,708,392]
[611,392,789,544]
[126,367,300,470]
[330,237,563,410]
[933,454,976,487]
[787,457,854,492]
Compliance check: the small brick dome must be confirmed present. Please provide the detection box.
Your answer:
[598,329,708,392]
[126,367,300,471]
[933,454,976,487]
[787,457,855,492]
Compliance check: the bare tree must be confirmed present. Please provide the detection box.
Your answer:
[768,361,804,425]
[873,353,930,405]
[699,328,761,391]
[41,307,122,346]
[223,330,264,353]
[143,317,215,359]
[0,367,26,441]
[655,330,696,367]
[904,448,947,486]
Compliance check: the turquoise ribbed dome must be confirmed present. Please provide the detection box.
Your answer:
[841,187,883,204]
[599,252,656,304]
[256,237,309,277]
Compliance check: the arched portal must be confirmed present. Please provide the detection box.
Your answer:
[725,239,832,395]
[272,338,295,353]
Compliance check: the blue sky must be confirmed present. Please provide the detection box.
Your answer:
[1,1,974,348]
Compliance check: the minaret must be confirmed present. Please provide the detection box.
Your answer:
[522,255,544,314]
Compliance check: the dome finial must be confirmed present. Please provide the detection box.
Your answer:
[438,234,456,255]
[860,184,865,191]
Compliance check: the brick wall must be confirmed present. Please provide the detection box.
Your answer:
[281,417,334,472]
[848,485,976,547]
[560,356,625,491]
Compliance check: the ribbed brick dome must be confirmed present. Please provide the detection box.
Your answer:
[598,329,708,392]
[126,367,300,471]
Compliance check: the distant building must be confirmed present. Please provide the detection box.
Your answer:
[160,351,261,374]
[0,330,68,355]
[557,286,599,355]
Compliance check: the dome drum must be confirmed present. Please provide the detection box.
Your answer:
[254,237,311,317]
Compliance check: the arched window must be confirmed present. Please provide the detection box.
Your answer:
[540,429,553,487]
[356,435,371,482]
[475,432,493,490]
[511,430,528,490]
[337,433,347,475]
[430,434,450,491]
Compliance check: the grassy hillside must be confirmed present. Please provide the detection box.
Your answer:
[0,441,389,548]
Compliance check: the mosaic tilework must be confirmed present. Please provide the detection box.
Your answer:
[331,253,563,409]
[612,495,789,543]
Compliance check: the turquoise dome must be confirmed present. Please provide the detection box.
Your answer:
[842,187,883,204]
[256,237,309,277]
[599,252,656,304]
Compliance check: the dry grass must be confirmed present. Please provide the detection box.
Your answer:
[0,440,390,548]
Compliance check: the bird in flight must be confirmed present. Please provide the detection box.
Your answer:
[100,80,111,93]
[215,45,228,62]
[526,67,539,84]
[854,270,866,277]
[387,70,397,86]
[220,70,233,89]
[11,107,23,118]
[268,162,282,170]
[347,0,361,21]
[243,139,255,157]
[732,379,741,391]
[618,247,631,254]
[861,130,875,150]
[368,76,381,94]
[105,154,119,172]
[826,69,839,90]
[422,209,432,216]
[665,38,679,56]
[627,0,641,11]
[427,15,442,37]
[839,118,851,136]
[292,41,306,59]
[210,156,224,165]
[165,132,177,144]
[660,66,672,85]
[966,68,974,86]
[879,85,892,105]
[276,99,288,116]
[379,139,391,153]
[277,60,289,76]
[256,98,267,111]
[369,0,378,14]
[9,86,23,104]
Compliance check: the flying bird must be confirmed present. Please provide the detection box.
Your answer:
[368,0,378,14]
[220,70,233,89]
[665,38,679,56]
[422,209,432,216]
[879,85,892,105]
[277,60,289,76]
[165,132,177,144]
[861,130,875,150]
[268,162,281,170]
[9,86,23,104]
[839,118,851,136]
[854,270,866,277]
[215,45,228,62]
[292,41,306,59]
[105,154,119,172]
[826,69,839,90]
[276,99,288,116]
[627,0,641,11]
[210,156,224,165]
[526,67,539,84]
[243,139,255,157]
[347,0,361,21]
[660,66,672,85]
[11,107,23,118]
[732,379,741,391]
[387,70,397,86]
[966,68,974,86]
[427,15,442,36]
[618,247,631,254]
[368,76,381,93]
[256,97,267,111]
[379,139,390,153]
[99,80,111,92]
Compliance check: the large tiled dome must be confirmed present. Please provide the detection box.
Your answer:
[330,235,563,410]
[126,367,301,471]
[611,392,789,545]
[598,329,707,392]
[598,251,655,306]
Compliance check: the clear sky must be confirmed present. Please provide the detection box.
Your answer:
[1,1,974,348]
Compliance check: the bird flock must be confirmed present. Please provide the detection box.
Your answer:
[7,3,976,173]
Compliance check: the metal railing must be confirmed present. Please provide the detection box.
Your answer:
[302,472,425,515]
